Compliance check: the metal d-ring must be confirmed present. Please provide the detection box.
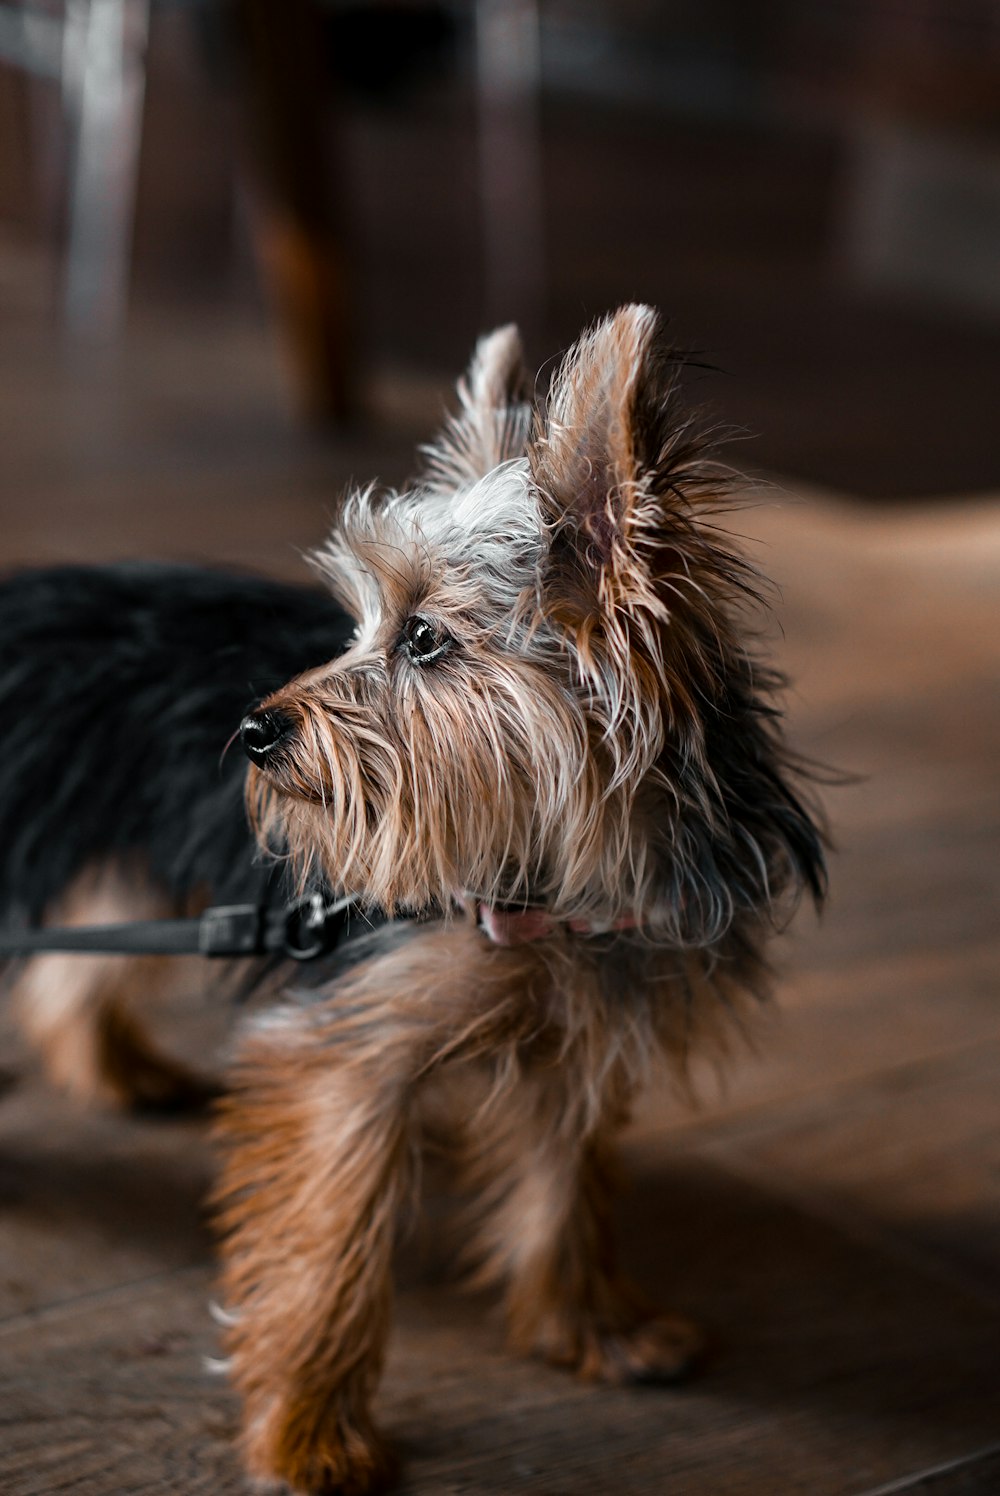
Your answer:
[282,893,352,961]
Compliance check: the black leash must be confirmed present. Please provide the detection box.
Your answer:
[0,893,360,964]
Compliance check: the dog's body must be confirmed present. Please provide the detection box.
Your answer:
[2,307,825,1495]
[0,563,353,1106]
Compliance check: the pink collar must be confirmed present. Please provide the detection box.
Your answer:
[474,901,640,947]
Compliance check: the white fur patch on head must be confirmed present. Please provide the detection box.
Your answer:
[412,458,543,607]
[312,458,545,646]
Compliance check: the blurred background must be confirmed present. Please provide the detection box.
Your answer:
[1,6,999,1495]
[3,0,1000,530]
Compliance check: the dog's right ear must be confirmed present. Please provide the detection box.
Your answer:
[421,325,533,492]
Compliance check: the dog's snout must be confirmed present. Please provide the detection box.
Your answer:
[240,709,295,766]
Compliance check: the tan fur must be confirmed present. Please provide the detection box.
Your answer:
[11,865,217,1110]
[219,308,826,1493]
[215,922,731,1490]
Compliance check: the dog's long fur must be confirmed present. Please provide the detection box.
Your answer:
[0,564,354,1105]
[1,307,825,1495]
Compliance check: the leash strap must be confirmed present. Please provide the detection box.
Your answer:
[0,893,359,963]
[0,893,637,964]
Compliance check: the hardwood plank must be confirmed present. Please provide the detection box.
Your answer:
[859,1446,1000,1496]
[0,1073,212,1321]
[636,934,1000,1135]
[677,1042,1000,1303]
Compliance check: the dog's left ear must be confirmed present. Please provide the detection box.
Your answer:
[531,304,679,628]
[421,324,533,492]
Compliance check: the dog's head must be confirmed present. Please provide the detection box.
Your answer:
[243,306,824,938]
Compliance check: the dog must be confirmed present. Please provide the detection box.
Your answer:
[2,305,825,1495]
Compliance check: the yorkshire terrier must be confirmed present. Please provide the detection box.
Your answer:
[1,305,824,1496]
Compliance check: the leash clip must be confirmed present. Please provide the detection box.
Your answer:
[277,893,354,961]
[198,896,354,961]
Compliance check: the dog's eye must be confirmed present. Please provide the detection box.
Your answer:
[400,615,450,664]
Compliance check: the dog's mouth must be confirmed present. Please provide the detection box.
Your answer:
[247,742,373,822]
[247,754,327,805]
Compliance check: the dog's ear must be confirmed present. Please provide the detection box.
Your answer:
[531,305,743,656]
[531,305,668,622]
[421,325,533,491]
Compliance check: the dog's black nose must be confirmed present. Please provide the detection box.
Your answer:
[240,709,294,765]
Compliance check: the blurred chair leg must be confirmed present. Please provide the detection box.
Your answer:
[234,0,353,425]
[474,0,546,336]
[63,0,150,335]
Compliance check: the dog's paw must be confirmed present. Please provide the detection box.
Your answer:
[246,1423,398,1496]
[577,1311,706,1385]
[536,1309,706,1386]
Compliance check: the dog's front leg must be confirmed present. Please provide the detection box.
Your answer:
[213,924,528,1495]
[463,1056,704,1387]
[214,1001,414,1496]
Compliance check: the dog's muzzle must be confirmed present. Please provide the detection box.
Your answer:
[240,709,295,767]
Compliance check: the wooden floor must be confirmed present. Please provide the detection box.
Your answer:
[1,312,999,1495]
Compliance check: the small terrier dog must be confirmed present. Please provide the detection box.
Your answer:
[223,305,825,1493]
[1,306,824,1495]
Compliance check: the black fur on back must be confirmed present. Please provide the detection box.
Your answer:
[0,564,355,921]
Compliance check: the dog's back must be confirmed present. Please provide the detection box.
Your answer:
[0,563,354,917]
